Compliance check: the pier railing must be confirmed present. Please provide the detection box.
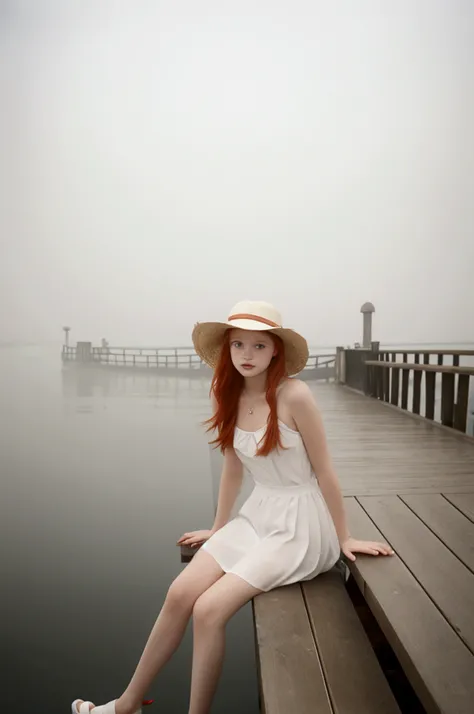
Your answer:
[62,344,336,378]
[338,347,474,436]
[62,345,206,369]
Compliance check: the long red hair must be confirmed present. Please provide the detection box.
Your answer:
[204,330,288,456]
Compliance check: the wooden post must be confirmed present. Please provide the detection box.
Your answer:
[425,371,436,420]
[441,373,455,427]
[401,367,409,410]
[76,342,92,362]
[454,374,470,432]
[337,347,346,384]
[391,367,400,406]
[376,364,383,399]
[383,365,390,402]
[413,370,422,414]
[335,347,344,383]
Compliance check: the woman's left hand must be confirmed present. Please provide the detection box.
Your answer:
[341,536,394,562]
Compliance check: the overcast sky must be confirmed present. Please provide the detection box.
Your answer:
[1,0,473,347]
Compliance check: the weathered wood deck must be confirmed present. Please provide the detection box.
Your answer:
[181,382,474,713]
[316,382,474,496]
[312,383,474,714]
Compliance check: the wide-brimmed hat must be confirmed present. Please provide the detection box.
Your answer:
[192,300,309,376]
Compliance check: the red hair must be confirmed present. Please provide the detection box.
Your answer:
[204,330,289,456]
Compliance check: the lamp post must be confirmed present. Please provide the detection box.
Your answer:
[63,326,71,348]
[360,303,375,348]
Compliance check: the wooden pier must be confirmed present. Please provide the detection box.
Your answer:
[181,348,474,714]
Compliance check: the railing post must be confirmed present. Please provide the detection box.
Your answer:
[335,346,345,384]
[441,373,455,427]
[76,342,92,362]
[454,374,470,432]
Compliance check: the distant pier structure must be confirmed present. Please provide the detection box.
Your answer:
[60,303,379,379]
[61,331,341,381]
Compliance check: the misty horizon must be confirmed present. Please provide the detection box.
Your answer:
[1,1,473,348]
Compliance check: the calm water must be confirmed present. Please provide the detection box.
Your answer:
[1,346,259,713]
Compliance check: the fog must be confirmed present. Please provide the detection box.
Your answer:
[1,0,473,348]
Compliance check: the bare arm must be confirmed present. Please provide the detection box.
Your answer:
[288,381,394,561]
[177,390,243,548]
[212,446,244,531]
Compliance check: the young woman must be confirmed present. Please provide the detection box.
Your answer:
[72,300,394,714]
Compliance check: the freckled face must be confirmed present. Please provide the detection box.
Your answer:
[229,329,277,377]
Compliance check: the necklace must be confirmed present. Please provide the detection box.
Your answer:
[243,391,260,416]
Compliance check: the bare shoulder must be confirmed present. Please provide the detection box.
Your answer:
[280,379,327,445]
[279,378,316,408]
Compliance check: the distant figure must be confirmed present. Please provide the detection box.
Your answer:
[72,300,393,714]
[100,338,110,355]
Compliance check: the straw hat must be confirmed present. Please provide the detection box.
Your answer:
[192,300,309,376]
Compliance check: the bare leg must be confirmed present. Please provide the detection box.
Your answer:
[188,574,262,714]
[73,550,224,714]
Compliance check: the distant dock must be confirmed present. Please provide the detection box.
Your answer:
[61,341,336,381]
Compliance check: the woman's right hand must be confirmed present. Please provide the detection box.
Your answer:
[176,529,215,548]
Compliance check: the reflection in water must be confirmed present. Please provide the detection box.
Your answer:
[2,348,259,713]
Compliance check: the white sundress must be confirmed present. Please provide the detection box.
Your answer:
[201,419,341,592]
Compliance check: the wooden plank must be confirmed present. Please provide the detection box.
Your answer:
[302,571,401,714]
[308,384,474,497]
[344,497,474,714]
[180,544,201,563]
[441,372,455,427]
[253,584,333,714]
[400,494,474,572]
[358,495,474,654]
[443,494,474,523]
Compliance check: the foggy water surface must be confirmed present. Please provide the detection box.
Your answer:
[1,346,259,713]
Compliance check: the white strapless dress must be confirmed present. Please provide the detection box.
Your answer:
[201,420,340,592]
